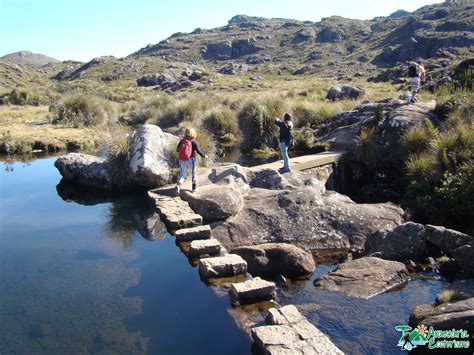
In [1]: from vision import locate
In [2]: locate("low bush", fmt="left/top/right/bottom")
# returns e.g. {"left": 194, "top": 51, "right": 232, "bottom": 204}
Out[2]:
{"left": 292, "top": 101, "right": 340, "bottom": 128}
{"left": 202, "top": 107, "right": 239, "bottom": 143}
{"left": 237, "top": 98, "right": 285, "bottom": 153}
{"left": 353, "top": 127, "right": 380, "bottom": 170}
{"left": 51, "top": 94, "right": 117, "bottom": 127}
{"left": 157, "top": 99, "right": 204, "bottom": 129}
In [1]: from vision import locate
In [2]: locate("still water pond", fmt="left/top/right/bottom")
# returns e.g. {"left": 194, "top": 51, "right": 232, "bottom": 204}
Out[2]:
{"left": 0, "top": 157, "right": 449, "bottom": 354}
{"left": 0, "top": 157, "right": 249, "bottom": 354}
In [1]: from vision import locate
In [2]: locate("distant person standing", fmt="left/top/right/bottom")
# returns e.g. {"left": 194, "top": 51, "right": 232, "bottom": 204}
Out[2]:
{"left": 408, "top": 60, "right": 426, "bottom": 103}
{"left": 275, "top": 113, "right": 293, "bottom": 173}
{"left": 175, "top": 128, "right": 206, "bottom": 194}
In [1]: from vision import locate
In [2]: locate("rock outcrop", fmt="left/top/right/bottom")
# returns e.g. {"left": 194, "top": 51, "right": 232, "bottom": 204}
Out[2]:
{"left": 54, "top": 153, "right": 116, "bottom": 190}
{"left": 326, "top": 85, "right": 365, "bottom": 101}
{"left": 314, "top": 256, "right": 409, "bottom": 298}
{"left": 425, "top": 225, "right": 473, "bottom": 256}
{"left": 212, "top": 170, "right": 404, "bottom": 251}
{"left": 231, "top": 243, "right": 315, "bottom": 279}
{"left": 128, "top": 124, "right": 179, "bottom": 189}
{"left": 181, "top": 185, "right": 243, "bottom": 221}
{"left": 409, "top": 298, "right": 474, "bottom": 333}
{"left": 365, "top": 222, "right": 427, "bottom": 261}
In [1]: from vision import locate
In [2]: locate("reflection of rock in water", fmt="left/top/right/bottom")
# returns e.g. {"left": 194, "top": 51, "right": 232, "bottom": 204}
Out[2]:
{"left": 56, "top": 179, "right": 116, "bottom": 206}
{"left": 56, "top": 179, "right": 165, "bottom": 246}
{"left": 133, "top": 210, "right": 166, "bottom": 241}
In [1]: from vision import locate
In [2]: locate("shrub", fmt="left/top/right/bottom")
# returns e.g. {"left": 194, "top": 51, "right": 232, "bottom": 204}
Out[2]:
{"left": 127, "top": 95, "right": 173, "bottom": 125}
{"left": 157, "top": 99, "right": 203, "bottom": 129}
{"left": 402, "top": 124, "right": 436, "bottom": 156}
{"left": 51, "top": 94, "right": 117, "bottom": 127}
{"left": 432, "top": 121, "right": 474, "bottom": 173}
{"left": 292, "top": 101, "right": 340, "bottom": 128}
{"left": 202, "top": 107, "right": 239, "bottom": 143}
{"left": 97, "top": 123, "right": 133, "bottom": 190}
{"left": 405, "top": 153, "right": 436, "bottom": 181}
{"left": 402, "top": 164, "right": 474, "bottom": 230}
{"left": 353, "top": 127, "right": 380, "bottom": 170}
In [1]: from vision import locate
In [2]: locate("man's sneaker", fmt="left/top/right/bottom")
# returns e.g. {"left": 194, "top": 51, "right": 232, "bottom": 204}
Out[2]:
{"left": 175, "top": 184, "right": 180, "bottom": 195}
{"left": 192, "top": 183, "right": 197, "bottom": 193}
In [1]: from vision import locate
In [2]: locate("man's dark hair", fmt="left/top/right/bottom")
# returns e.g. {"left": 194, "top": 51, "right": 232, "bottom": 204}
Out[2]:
{"left": 284, "top": 113, "right": 292, "bottom": 121}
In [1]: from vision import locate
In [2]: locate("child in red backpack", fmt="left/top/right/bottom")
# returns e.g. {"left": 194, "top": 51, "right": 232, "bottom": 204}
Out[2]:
{"left": 176, "top": 128, "right": 206, "bottom": 194}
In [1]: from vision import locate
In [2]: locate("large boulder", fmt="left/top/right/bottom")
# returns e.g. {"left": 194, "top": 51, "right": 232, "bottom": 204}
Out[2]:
{"left": 314, "top": 256, "right": 409, "bottom": 298}
{"left": 54, "top": 153, "right": 115, "bottom": 190}
{"left": 292, "top": 27, "right": 316, "bottom": 44}
{"left": 128, "top": 124, "right": 179, "bottom": 189}
{"left": 425, "top": 225, "right": 473, "bottom": 256}
{"left": 326, "top": 85, "right": 365, "bottom": 102}
{"left": 231, "top": 38, "right": 261, "bottom": 57}
{"left": 231, "top": 243, "right": 315, "bottom": 279}
{"left": 211, "top": 172, "right": 404, "bottom": 251}
{"left": 203, "top": 41, "right": 232, "bottom": 60}
{"left": 376, "top": 100, "right": 437, "bottom": 150}
{"left": 453, "top": 244, "right": 474, "bottom": 278}
{"left": 409, "top": 298, "right": 474, "bottom": 333}
{"left": 317, "top": 26, "right": 345, "bottom": 43}
{"left": 364, "top": 222, "right": 427, "bottom": 261}
{"left": 181, "top": 185, "right": 243, "bottom": 221}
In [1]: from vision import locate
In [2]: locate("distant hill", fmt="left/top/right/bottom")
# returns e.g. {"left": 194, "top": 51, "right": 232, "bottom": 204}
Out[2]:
{"left": 1, "top": 51, "right": 60, "bottom": 68}
{"left": 8, "top": 2, "right": 471, "bottom": 90}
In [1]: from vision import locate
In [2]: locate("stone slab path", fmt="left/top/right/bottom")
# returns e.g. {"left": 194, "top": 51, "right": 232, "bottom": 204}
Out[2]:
{"left": 148, "top": 174, "right": 344, "bottom": 354}
{"left": 252, "top": 305, "right": 344, "bottom": 354}
{"left": 148, "top": 191, "right": 202, "bottom": 229}
{"left": 249, "top": 150, "right": 344, "bottom": 173}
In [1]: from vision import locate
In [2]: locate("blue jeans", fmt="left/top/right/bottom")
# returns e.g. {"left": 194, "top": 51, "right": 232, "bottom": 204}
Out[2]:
{"left": 279, "top": 142, "right": 290, "bottom": 169}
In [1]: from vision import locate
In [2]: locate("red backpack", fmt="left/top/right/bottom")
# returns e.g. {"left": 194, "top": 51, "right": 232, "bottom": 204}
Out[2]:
{"left": 178, "top": 139, "right": 193, "bottom": 160}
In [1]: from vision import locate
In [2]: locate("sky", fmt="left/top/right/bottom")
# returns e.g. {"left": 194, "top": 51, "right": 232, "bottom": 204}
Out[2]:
{"left": 0, "top": 0, "right": 444, "bottom": 62}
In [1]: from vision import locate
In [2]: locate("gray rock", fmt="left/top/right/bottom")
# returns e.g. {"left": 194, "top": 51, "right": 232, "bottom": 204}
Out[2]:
{"left": 231, "top": 243, "right": 315, "bottom": 279}
{"left": 314, "top": 256, "right": 409, "bottom": 298}
{"left": 188, "top": 238, "right": 222, "bottom": 257}
{"left": 453, "top": 244, "right": 474, "bottom": 277}
{"left": 252, "top": 305, "right": 344, "bottom": 354}
{"left": 203, "top": 41, "right": 232, "bottom": 60}
{"left": 219, "top": 63, "right": 249, "bottom": 75}
{"left": 231, "top": 38, "right": 261, "bottom": 58}
{"left": 229, "top": 277, "right": 276, "bottom": 305}
{"left": 174, "top": 225, "right": 211, "bottom": 242}
{"left": 364, "top": 222, "right": 427, "bottom": 261}
{"left": 128, "top": 124, "right": 179, "bottom": 189}
{"left": 292, "top": 27, "right": 316, "bottom": 44}
{"left": 317, "top": 26, "right": 345, "bottom": 42}
{"left": 199, "top": 254, "right": 247, "bottom": 279}
{"left": 212, "top": 182, "right": 404, "bottom": 252}
{"left": 409, "top": 298, "right": 474, "bottom": 333}
{"left": 326, "top": 85, "right": 365, "bottom": 101}
{"left": 54, "top": 153, "right": 115, "bottom": 190}
{"left": 376, "top": 100, "right": 437, "bottom": 150}
{"left": 181, "top": 185, "right": 243, "bottom": 221}
{"left": 425, "top": 224, "right": 472, "bottom": 255}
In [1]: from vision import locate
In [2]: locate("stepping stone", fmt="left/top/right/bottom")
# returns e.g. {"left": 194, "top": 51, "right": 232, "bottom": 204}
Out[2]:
{"left": 199, "top": 254, "right": 247, "bottom": 279}
{"left": 188, "top": 238, "right": 222, "bottom": 257}
{"left": 252, "top": 305, "right": 344, "bottom": 354}
{"left": 229, "top": 277, "right": 276, "bottom": 306}
{"left": 175, "top": 225, "right": 212, "bottom": 242}
{"left": 148, "top": 192, "right": 202, "bottom": 229}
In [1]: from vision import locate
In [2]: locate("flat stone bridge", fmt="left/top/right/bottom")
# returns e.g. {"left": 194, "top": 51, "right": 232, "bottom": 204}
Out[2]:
{"left": 249, "top": 150, "right": 344, "bottom": 172}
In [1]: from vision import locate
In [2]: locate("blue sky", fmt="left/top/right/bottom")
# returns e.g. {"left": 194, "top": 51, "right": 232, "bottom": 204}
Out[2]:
{"left": 0, "top": 0, "right": 443, "bottom": 62}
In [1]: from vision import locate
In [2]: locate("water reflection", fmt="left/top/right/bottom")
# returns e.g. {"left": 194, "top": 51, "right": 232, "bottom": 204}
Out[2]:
{"left": 56, "top": 179, "right": 166, "bottom": 248}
